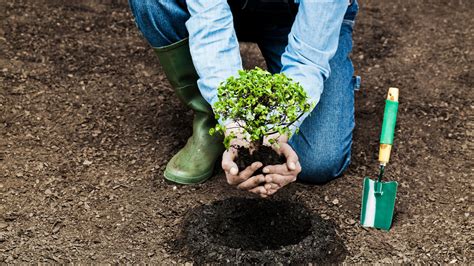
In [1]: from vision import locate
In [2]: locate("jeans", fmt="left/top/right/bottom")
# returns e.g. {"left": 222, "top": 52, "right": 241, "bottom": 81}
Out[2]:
{"left": 129, "top": 0, "right": 359, "bottom": 184}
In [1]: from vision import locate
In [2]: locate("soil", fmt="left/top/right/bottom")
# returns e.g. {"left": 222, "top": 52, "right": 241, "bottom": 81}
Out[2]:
{"left": 0, "top": 0, "right": 472, "bottom": 264}
{"left": 174, "top": 197, "right": 346, "bottom": 264}
{"left": 235, "top": 145, "right": 285, "bottom": 175}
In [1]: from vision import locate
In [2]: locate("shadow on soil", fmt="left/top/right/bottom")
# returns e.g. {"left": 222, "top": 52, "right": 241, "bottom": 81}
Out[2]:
{"left": 171, "top": 198, "right": 347, "bottom": 264}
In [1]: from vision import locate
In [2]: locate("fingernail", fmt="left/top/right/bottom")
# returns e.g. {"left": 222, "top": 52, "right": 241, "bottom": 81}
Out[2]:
{"left": 288, "top": 162, "right": 296, "bottom": 170}
{"left": 230, "top": 167, "right": 238, "bottom": 175}
{"left": 263, "top": 168, "right": 269, "bottom": 173}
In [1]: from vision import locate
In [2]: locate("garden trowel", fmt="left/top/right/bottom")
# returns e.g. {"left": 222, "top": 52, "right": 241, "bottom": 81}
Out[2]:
{"left": 360, "top": 87, "right": 399, "bottom": 231}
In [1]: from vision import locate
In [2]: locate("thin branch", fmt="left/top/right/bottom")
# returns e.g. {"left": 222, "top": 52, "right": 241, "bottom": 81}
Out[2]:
{"left": 265, "top": 111, "right": 305, "bottom": 134}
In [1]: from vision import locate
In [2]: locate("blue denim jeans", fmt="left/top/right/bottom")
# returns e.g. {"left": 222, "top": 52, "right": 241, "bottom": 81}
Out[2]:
{"left": 129, "top": 0, "right": 359, "bottom": 184}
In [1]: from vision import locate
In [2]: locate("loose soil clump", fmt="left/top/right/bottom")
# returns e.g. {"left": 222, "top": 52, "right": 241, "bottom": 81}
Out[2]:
{"left": 235, "top": 145, "right": 285, "bottom": 175}
{"left": 175, "top": 197, "right": 347, "bottom": 264}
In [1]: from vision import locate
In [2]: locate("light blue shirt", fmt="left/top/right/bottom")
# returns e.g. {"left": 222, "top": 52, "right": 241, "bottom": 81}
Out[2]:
{"left": 185, "top": 0, "right": 348, "bottom": 133}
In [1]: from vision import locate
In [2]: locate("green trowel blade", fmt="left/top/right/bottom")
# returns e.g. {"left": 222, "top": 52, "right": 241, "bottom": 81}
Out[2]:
{"left": 360, "top": 177, "right": 398, "bottom": 231}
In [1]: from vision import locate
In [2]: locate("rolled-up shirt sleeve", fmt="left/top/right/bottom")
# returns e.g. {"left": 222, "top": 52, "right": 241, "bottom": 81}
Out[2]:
{"left": 281, "top": 0, "right": 348, "bottom": 134}
{"left": 185, "top": 0, "right": 243, "bottom": 113}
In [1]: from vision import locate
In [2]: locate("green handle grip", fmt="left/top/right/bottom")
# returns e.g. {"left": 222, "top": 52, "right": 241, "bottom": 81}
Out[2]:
{"left": 380, "top": 100, "right": 399, "bottom": 145}
{"left": 378, "top": 87, "right": 399, "bottom": 165}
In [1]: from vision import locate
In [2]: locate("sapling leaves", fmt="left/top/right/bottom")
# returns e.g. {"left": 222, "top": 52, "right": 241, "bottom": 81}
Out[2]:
{"left": 212, "top": 67, "right": 312, "bottom": 149}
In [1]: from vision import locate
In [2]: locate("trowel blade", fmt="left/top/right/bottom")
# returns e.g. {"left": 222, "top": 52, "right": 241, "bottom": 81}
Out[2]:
{"left": 360, "top": 177, "right": 398, "bottom": 230}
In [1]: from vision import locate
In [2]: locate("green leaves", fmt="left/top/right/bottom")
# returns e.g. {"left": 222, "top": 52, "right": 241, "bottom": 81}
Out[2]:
{"left": 211, "top": 67, "right": 312, "bottom": 148}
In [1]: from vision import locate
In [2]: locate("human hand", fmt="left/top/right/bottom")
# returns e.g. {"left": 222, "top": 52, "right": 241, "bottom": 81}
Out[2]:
{"left": 221, "top": 122, "right": 269, "bottom": 197}
{"left": 261, "top": 137, "right": 301, "bottom": 196}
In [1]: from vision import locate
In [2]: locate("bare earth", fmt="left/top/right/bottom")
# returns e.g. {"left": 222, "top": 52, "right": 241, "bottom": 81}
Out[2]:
{"left": 0, "top": 0, "right": 473, "bottom": 263}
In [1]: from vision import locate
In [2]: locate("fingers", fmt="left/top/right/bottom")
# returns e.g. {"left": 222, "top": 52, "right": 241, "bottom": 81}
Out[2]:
{"left": 237, "top": 174, "right": 265, "bottom": 190}
{"left": 249, "top": 186, "right": 268, "bottom": 197}
{"left": 225, "top": 161, "right": 262, "bottom": 186}
{"left": 264, "top": 183, "right": 272, "bottom": 191}
{"left": 241, "top": 173, "right": 294, "bottom": 197}
{"left": 279, "top": 142, "right": 299, "bottom": 171}
{"left": 222, "top": 140, "right": 299, "bottom": 198}
{"left": 222, "top": 149, "right": 238, "bottom": 175}
{"left": 265, "top": 183, "right": 279, "bottom": 195}
{"left": 262, "top": 161, "right": 301, "bottom": 175}
{"left": 265, "top": 174, "right": 297, "bottom": 188}
{"left": 262, "top": 144, "right": 300, "bottom": 175}
{"left": 262, "top": 164, "right": 288, "bottom": 175}
{"left": 239, "top": 162, "right": 262, "bottom": 180}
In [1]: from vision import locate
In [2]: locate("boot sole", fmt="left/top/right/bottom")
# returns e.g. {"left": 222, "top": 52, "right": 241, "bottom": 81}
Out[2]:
{"left": 164, "top": 166, "right": 214, "bottom": 185}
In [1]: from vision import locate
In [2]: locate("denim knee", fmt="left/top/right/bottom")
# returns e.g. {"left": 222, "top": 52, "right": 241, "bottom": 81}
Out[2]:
{"left": 128, "top": 0, "right": 188, "bottom": 47}
{"left": 297, "top": 146, "right": 351, "bottom": 184}
{"left": 129, "top": 0, "right": 158, "bottom": 27}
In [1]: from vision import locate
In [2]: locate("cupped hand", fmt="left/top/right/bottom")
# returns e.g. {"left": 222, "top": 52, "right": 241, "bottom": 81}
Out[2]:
{"left": 221, "top": 121, "right": 269, "bottom": 197}
{"left": 261, "top": 141, "right": 301, "bottom": 195}
{"left": 221, "top": 148, "right": 269, "bottom": 197}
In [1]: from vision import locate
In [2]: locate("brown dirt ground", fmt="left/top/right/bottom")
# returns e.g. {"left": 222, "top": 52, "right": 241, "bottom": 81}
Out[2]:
{"left": 0, "top": 0, "right": 473, "bottom": 263}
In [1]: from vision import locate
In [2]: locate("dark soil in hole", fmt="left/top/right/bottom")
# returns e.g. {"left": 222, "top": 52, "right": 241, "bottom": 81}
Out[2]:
{"left": 210, "top": 198, "right": 312, "bottom": 251}
{"left": 173, "top": 197, "right": 347, "bottom": 264}
{"left": 235, "top": 145, "right": 285, "bottom": 175}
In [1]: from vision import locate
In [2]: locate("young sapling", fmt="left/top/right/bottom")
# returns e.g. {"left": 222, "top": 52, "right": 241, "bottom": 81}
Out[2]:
{"left": 210, "top": 67, "right": 313, "bottom": 173}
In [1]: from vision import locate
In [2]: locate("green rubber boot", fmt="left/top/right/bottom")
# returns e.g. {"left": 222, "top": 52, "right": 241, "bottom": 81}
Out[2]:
{"left": 154, "top": 38, "right": 224, "bottom": 185}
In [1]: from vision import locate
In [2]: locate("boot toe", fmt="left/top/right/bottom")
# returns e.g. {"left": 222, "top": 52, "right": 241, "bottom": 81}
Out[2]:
{"left": 163, "top": 149, "right": 218, "bottom": 185}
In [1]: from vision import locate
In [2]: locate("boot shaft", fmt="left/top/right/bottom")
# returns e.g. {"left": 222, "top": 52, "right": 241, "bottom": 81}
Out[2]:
{"left": 154, "top": 38, "right": 212, "bottom": 114}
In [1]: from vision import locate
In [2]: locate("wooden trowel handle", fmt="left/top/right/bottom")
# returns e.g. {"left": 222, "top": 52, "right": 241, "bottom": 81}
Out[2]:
{"left": 379, "top": 88, "right": 399, "bottom": 165}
